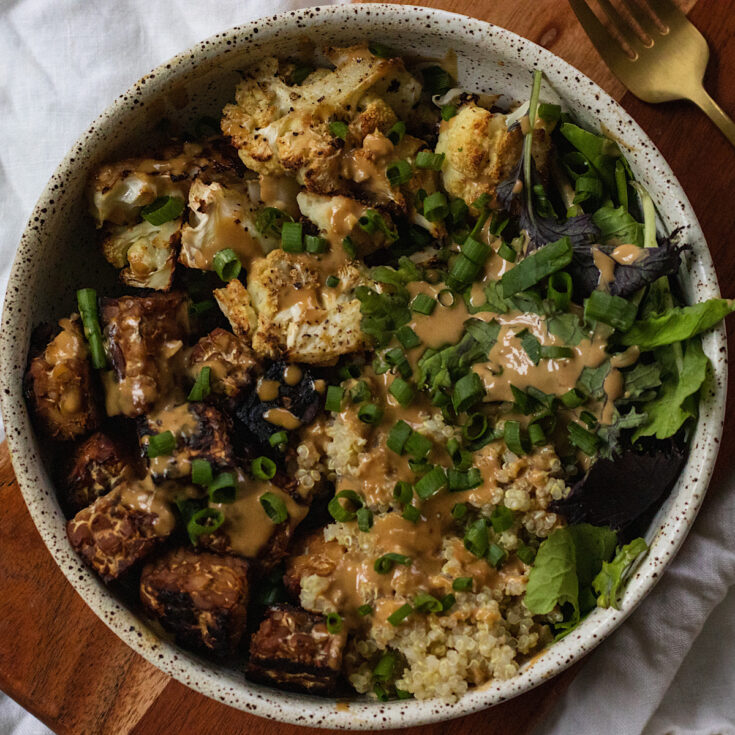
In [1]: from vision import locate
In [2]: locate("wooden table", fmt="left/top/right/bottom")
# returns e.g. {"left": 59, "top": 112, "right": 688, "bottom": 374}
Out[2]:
{"left": 2, "top": 1, "right": 735, "bottom": 733}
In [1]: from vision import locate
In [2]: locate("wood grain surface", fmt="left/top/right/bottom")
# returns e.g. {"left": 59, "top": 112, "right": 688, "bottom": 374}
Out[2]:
{"left": 2, "top": 0, "right": 735, "bottom": 732}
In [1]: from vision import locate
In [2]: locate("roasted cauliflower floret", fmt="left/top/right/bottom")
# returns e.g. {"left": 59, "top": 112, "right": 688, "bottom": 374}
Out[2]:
{"left": 213, "top": 279, "right": 258, "bottom": 341}
{"left": 90, "top": 140, "right": 244, "bottom": 227}
{"left": 101, "top": 218, "right": 181, "bottom": 291}
{"left": 435, "top": 102, "right": 552, "bottom": 209}
{"left": 179, "top": 180, "right": 279, "bottom": 271}
{"left": 186, "top": 328, "right": 258, "bottom": 399}
{"left": 221, "top": 45, "right": 421, "bottom": 195}
{"left": 140, "top": 548, "right": 250, "bottom": 657}
{"left": 296, "top": 191, "right": 396, "bottom": 257}
{"left": 26, "top": 316, "right": 100, "bottom": 441}
{"left": 247, "top": 249, "right": 367, "bottom": 364}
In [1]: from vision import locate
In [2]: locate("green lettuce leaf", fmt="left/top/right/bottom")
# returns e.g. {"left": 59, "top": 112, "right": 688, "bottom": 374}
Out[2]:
{"left": 633, "top": 339, "right": 708, "bottom": 440}
{"left": 592, "top": 205, "right": 644, "bottom": 248}
{"left": 525, "top": 524, "right": 618, "bottom": 626}
{"left": 621, "top": 299, "right": 735, "bottom": 348}
{"left": 593, "top": 537, "right": 648, "bottom": 609}
{"left": 622, "top": 361, "right": 662, "bottom": 400}
{"left": 576, "top": 360, "right": 611, "bottom": 400}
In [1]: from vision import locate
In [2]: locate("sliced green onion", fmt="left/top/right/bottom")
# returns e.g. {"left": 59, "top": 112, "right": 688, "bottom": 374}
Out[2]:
{"left": 387, "top": 121, "right": 406, "bottom": 144}
{"left": 405, "top": 431, "right": 432, "bottom": 460}
{"left": 528, "top": 422, "right": 546, "bottom": 446}
{"left": 541, "top": 345, "right": 574, "bottom": 360}
{"left": 328, "top": 489, "right": 364, "bottom": 522}
{"left": 580, "top": 410, "right": 598, "bottom": 427}
{"left": 387, "top": 160, "right": 412, "bottom": 187}
{"left": 464, "top": 518, "right": 489, "bottom": 558}
{"left": 463, "top": 413, "right": 489, "bottom": 442}
{"left": 326, "top": 612, "right": 343, "bottom": 634}
{"left": 537, "top": 102, "right": 561, "bottom": 122}
{"left": 453, "top": 576, "right": 473, "bottom": 592}
{"left": 511, "top": 385, "right": 535, "bottom": 414}
{"left": 339, "top": 363, "right": 360, "bottom": 380}
{"left": 547, "top": 272, "right": 573, "bottom": 310}
{"left": 584, "top": 290, "right": 638, "bottom": 332}
{"left": 413, "top": 593, "right": 442, "bottom": 613}
{"left": 517, "top": 543, "right": 537, "bottom": 564}
{"left": 441, "top": 593, "right": 456, "bottom": 611}
{"left": 191, "top": 458, "right": 213, "bottom": 487}
{"left": 358, "top": 402, "right": 384, "bottom": 424}
{"left": 487, "top": 543, "right": 507, "bottom": 567}
{"left": 500, "top": 236, "right": 573, "bottom": 297}
{"left": 208, "top": 472, "right": 236, "bottom": 504}
{"left": 147, "top": 430, "right": 176, "bottom": 458}
{"left": 498, "top": 241, "right": 517, "bottom": 263}
{"left": 251, "top": 456, "right": 276, "bottom": 481}
{"left": 423, "top": 191, "right": 449, "bottom": 222}
{"left": 441, "top": 104, "right": 457, "bottom": 121}
{"left": 374, "top": 553, "right": 412, "bottom": 574}
{"left": 281, "top": 221, "right": 304, "bottom": 253}
{"left": 395, "top": 325, "right": 421, "bottom": 350}
{"left": 374, "top": 683, "right": 389, "bottom": 702}
{"left": 387, "top": 603, "right": 413, "bottom": 626}
{"left": 373, "top": 652, "right": 397, "bottom": 681}
{"left": 447, "top": 254, "right": 481, "bottom": 289}
{"left": 356, "top": 507, "right": 374, "bottom": 532}
{"left": 189, "top": 299, "right": 215, "bottom": 317}
{"left": 415, "top": 151, "right": 445, "bottom": 170}
{"left": 140, "top": 195, "right": 185, "bottom": 225}
{"left": 438, "top": 289, "right": 455, "bottom": 307}
{"left": 449, "top": 198, "right": 468, "bottom": 226}
{"left": 305, "top": 234, "right": 328, "bottom": 253}
{"left": 568, "top": 421, "right": 600, "bottom": 455}
{"left": 350, "top": 380, "right": 371, "bottom": 403}
{"left": 393, "top": 480, "right": 413, "bottom": 505}
{"left": 269, "top": 430, "right": 289, "bottom": 449}
{"left": 452, "top": 372, "right": 484, "bottom": 413}
{"left": 414, "top": 466, "right": 447, "bottom": 500}
{"left": 76, "top": 288, "right": 107, "bottom": 369}
{"left": 188, "top": 366, "right": 211, "bottom": 401}
{"left": 387, "top": 421, "right": 413, "bottom": 455}
{"left": 326, "top": 275, "right": 340, "bottom": 288}
{"left": 213, "top": 248, "right": 242, "bottom": 282}
{"left": 358, "top": 604, "right": 373, "bottom": 616}
{"left": 447, "top": 467, "right": 482, "bottom": 492}
{"left": 260, "top": 491, "right": 288, "bottom": 523}
{"left": 461, "top": 236, "right": 491, "bottom": 265}
{"left": 402, "top": 504, "right": 420, "bottom": 523}
{"left": 342, "top": 236, "right": 357, "bottom": 259}
{"left": 255, "top": 207, "right": 293, "bottom": 237}
{"left": 451, "top": 502, "right": 468, "bottom": 520}
{"left": 187, "top": 507, "right": 224, "bottom": 543}
{"left": 329, "top": 120, "right": 349, "bottom": 140}
{"left": 389, "top": 378, "right": 415, "bottom": 407}
{"left": 490, "top": 504, "right": 514, "bottom": 533}
{"left": 368, "top": 41, "right": 392, "bottom": 58}
{"left": 422, "top": 65, "right": 452, "bottom": 96}
{"left": 561, "top": 388, "right": 586, "bottom": 408}
{"left": 325, "top": 385, "right": 344, "bottom": 412}
{"left": 615, "top": 159, "right": 629, "bottom": 211}
{"left": 503, "top": 420, "right": 528, "bottom": 456}
{"left": 411, "top": 293, "right": 436, "bottom": 315}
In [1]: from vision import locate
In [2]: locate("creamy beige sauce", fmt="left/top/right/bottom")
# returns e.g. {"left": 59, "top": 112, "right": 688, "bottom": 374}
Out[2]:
{"left": 264, "top": 407, "right": 302, "bottom": 430}
{"left": 283, "top": 364, "right": 303, "bottom": 386}
{"left": 611, "top": 243, "right": 647, "bottom": 265}
{"left": 342, "top": 132, "right": 395, "bottom": 201}
{"left": 257, "top": 378, "right": 281, "bottom": 402}
{"left": 144, "top": 403, "right": 198, "bottom": 477}
{"left": 118, "top": 475, "right": 178, "bottom": 535}
{"left": 211, "top": 471, "right": 307, "bottom": 558}
{"left": 610, "top": 345, "right": 640, "bottom": 369}
{"left": 326, "top": 197, "right": 367, "bottom": 247}
{"left": 259, "top": 174, "right": 302, "bottom": 219}
{"left": 602, "top": 367, "right": 624, "bottom": 425}
{"left": 592, "top": 247, "right": 616, "bottom": 287}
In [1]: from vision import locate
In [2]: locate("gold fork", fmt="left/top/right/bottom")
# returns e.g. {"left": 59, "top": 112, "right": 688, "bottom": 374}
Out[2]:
{"left": 568, "top": 0, "right": 735, "bottom": 146}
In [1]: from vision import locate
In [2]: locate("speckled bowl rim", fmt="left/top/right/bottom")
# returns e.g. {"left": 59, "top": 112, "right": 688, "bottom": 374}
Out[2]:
{"left": 0, "top": 4, "right": 727, "bottom": 729}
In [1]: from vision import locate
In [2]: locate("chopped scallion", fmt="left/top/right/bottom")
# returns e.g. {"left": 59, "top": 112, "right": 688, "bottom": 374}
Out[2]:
{"left": 252, "top": 456, "right": 277, "bottom": 480}
{"left": 387, "top": 160, "right": 412, "bottom": 187}
{"left": 329, "top": 120, "right": 349, "bottom": 140}
{"left": 415, "top": 151, "right": 445, "bottom": 170}
{"left": 260, "top": 491, "right": 288, "bottom": 523}
{"left": 374, "top": 553, "right": 412, "bottom": 574}
{"left": 452, "top": 576, "right": 473, "bottom": 592}
{"left": 358, "top": 402, "right": 384, "bottom": 424}
{"left": 188, "top": 366, "right": 211, "bottom": 401}
{"left": 389, "top": 378, "right": 415, "bottom": 407}
{"left": 387, "top": 121, "right": 406, "bottom": 144}
{"left": 140, "top": 195, "right": 185, "bottom": 225}
{"left": 326, "top": 612, "right": 343, "bottom": 634}
{"left": 414, "top": 466, "right": 447, "bottom": 500}
{"left": 213, "top": 248, "right": 242, "bottom": 282}
{"left": 328, "top": 489, "right": 364, "bottom": 522}
{"left": 325, "top": 385, "right": 344, "bottom": 412}
{"left": 147, "top": 430, "right": 176, "bottom": 458}
{"left": 411, "top": 293, "right": 436, "bottom": 315}
{"left": 387, "top": 603, "right": 413, "bottom": 626}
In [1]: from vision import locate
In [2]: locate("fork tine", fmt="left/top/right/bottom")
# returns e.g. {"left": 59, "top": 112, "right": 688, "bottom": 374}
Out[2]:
{"left": 595, "top": 0, "right": 647, "bottom": 54}
{"left": 642, "top": 0, "right": 690, "bottom": 30}
{"left": 568, "top": 0, "right": 633, "bottom": 66}
{"left": 618, "top": 0, "right": 660, "bottom": 40}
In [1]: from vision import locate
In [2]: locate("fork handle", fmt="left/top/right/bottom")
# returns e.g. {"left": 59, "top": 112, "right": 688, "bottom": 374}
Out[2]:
{"left": 688, "top": 87, "right": 735, "bottom": 148}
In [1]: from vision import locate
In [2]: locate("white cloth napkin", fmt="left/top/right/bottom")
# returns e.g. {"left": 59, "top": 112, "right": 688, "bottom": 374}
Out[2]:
{"left": 0, "top": 3, "right": 733, "bottom": 734}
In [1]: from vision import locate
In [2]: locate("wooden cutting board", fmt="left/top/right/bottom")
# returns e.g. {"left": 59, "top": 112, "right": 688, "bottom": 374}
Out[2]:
{"left": 2, "top": 0, "right": 735, "bottom": 733}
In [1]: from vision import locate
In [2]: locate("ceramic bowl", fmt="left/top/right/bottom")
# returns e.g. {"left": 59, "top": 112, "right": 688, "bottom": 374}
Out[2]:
{"left": 0, "top": 4, "right": 727, "bottom": 729}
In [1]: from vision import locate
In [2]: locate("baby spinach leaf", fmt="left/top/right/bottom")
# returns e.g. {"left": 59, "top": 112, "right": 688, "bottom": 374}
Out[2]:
{"left": 593, "top": 537, "right": 648, "bottom": 609}
{"left": 633, "top": 339, "right": 708, "bottom": 440}
{"left": 592, "top": 205, "right": 644, "bottom": 248}
{"left": 577, "top": 361, "right": 611, "bottom": 400}
{"left": 621, "top": 299, "right": 735, "bottom": 348}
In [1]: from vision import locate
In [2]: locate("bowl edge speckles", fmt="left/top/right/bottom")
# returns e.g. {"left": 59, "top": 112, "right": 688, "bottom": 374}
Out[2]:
{"left": 0, "top": 4, "right": 727, "bottom": 729}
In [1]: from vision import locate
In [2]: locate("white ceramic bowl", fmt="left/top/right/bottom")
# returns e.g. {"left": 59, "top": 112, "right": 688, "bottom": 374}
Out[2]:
{"left": 0, "top": 4, "right": 727, "bottom": 729}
